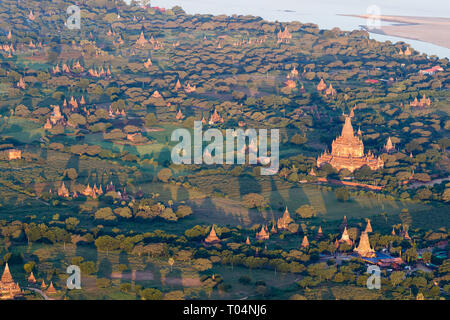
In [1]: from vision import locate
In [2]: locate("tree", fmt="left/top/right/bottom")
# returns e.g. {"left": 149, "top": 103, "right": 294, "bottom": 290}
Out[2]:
{"left": 145, "top": 113, "right": 158, "bottom": 127}
{"left": 65, "top": 217, "right": 79, "bottom": 230}
{"left": 157, "top": 168, "right": 172, "bottom": 182}
{"left": 442, "top": 188, "right": 450, "bottom": 202}
{"left": 95, "top": 235, "right": 120, "bottom": 255}
{"left": 335, "top": 187, "right": 350, "bottom": 201}
{"left": 140, "top": 288, "right": 163, "bottom": 300}
{"left": 290, "top": 134, "right": 307, "bottom": 145}
{"left": 65, "top": 168, "right": 78, "bottom": 180}
{"left": 175, "top": 205, "right": 192, "bottom": 218}
{"left": 296, "top": 205, "right": 316, "bottom": 218}
{"left": 95, "top": 207, "right": 117, "bottom": 221}
{"left": 390, "top": 271, "right": 405, "bottom": 287}
{"left": 422, "top": 251, "right": 432, "bottom": 264}
{"left": 114, "top": 207, "right": 132, "bottom": 219}
{"left": 242, "top": 193, "right": 267, "bottom": 210}
{"left": 24, "top": 261, "right": 36, "bottom": 274}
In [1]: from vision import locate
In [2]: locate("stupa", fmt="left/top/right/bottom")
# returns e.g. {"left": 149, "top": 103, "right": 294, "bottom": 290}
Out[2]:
{"left": 256, "top": 225, "right": 270, "bottom": 240}
{"left": 354, "top": 231, "right": 376, "bottom": 258}
{"left": 301, "top": 235, "right": 309, "bottom": 248}
{"left": 204, "top": 225, "right": 220, "bottom": 244}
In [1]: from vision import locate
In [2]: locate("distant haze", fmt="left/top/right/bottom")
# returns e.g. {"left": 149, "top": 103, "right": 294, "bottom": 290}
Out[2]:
{"left": 128, "top": 0, "right": 450, "bottom": 57}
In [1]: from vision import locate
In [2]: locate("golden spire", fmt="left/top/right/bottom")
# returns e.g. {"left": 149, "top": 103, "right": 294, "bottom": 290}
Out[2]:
{"left": 354, "top": 231, "right": 376, "bottom": 257}
{"left": 1, "top": 263, "right": 13, "bottom": 283}
{"left": 301, "top": 235, "right": 309, "bottom": 248}
{"left": 365, "top": 219, "right": 372, "bottom": 233}
{"left": 205, "top": 225, "right": 220, "bottom": 243}
{"left": 341, "top": 116, "right": 355, "bottom": 139}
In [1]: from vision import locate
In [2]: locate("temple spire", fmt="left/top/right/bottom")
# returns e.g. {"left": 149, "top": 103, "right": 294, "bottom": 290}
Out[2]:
{"left": 341, "top": 116, "right": 354, "bottom": 138}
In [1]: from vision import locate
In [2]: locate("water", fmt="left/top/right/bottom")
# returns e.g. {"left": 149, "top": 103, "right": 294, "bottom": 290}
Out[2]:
{"left": 145, "top": 0, "right": 450, "bottom": 58}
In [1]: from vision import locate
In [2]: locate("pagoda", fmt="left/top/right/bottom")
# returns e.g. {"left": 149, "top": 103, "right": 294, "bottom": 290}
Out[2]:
{"left": 277, "top": 27, "right": 292, "bottom": 43}
{"left": 17, "top": 77, "right": 26, "bottom": 89}
{"left": 316, "top": 79, "right": 326, "bottom": 91}
{"left": 0, "top": 263, "right": 22, "bottom": 299}
{"left": 325, "top": 84, "right": 336, "bottom": 96}
{"left": 365, "top": 219, "right": 373, "bottom": 233}
{"left": 301, "top": 235, "right": 309, "bottom": 248}
{"left": 285, "top": 80, "right": 296, "bottom": 88}
{"left": 204, "top": 225, "right": 220, "bottom": 244}
{"left": 354, "top": 231, "right": 376, "bottom": 258}
{"left": 46, "top": 281, "right": 57, "bottom": 294}
{"left": 290, "top": 66, "right": 298, "bottom": 77}
{"left": 57, "top": 182, "right": 69, "bottom": 198}
{"left": 256, "top": 225, "right": 270, "bottom": 240}
{"left": 245, "top": 236, "right": 251, "bottom": 245}
{"left": 144, "top": 58, "right": 152, "bottom": 69}
{"left": 136, "top": 31, "right": 148, "bottom": 46}
{"left": 50, "top": 105, "right": 64, "bottom": 124}
{"left": 270, "top": 223, "right": 277, "bottom": 234}
{"left": 28, "top": 271, "right": 36, "bottom": 283}
{"left": 28, "top": 10, "right": 35, "bottom": 21}
{"left": 175, "top": 109, "right": 185, "bottom": 120}
{"left": 410, "top": 95, "right": 431, "bottom": 107}
{"left": 208, "top": 109, "right": 222, "bottom": 125}
{"left": 152, "top": 91, "right": 162, "bottom": 98}
{"left": 338, "top": 226, "right": 353, "bottom": 246}
{"left": 174, "top": 80, "right": 181, "bottom": 90}
{"left": 184, "top": 83, "right": 196, "bottom": 93}
{"left": 277, "top": 207, "right": 293, "bottom": 231}
{"left": 317, "top": 116, "right": 384, "bottom": 172}
{"left": 315, "top": 226, "right": 323, "bottom": 240}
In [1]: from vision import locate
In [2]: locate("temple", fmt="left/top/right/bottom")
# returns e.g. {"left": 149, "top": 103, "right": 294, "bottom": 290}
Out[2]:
{"left": 315, "top": 226, "right": 323, "bottom": 240}
{"left": 28, "top": 271, "right": 36, "bottom": 283}
{"left": 57, "top": 182, "right": 70, "bottom": 198}
{"left": 17, "top": 77, "right": 26, "bottom": 89}
{"left": 204, "top": 225, "right": 220, "bottom": 244}
{"left": 285, "top": 79, "right": 296, "bottom": 89}
{"left": 7, "top": 149, "right": 21, "bottom": 160}
{"left": 354, "top": 231, "right": 376, "bottom": 258}
{"left": 410, "top": 94, "right": 431, "bottom": 107}
{"left": 0, "top": 263, "right": 22, "bottom": 299}
{"left": 136, "top": 31, "right": 148, "bottom": 46}
{"left": 184, "top": 83, "right": 196, "bottom": 93}
{"left": 277, "top": 27, "right": 292, "bottom": 43}
{"left": 175, "top": 109, "right": 185, "bottom": 120}
{"left": 338, "top": 226, "right": 353, "bottom": 246}
{"left": 316, "top": 79, "right": 326, "bottom": 91}
{"left": 277, "top": 207, "right": 293, "bottom": 231}
{"left": 325, "top": 84, "right": 336, "bottom": 96}
{"left": 47, "top": 281, "right": 57, "bottom": 295}
{"left": 256, "top": 225, "right": 270, "bottom": 240}
{"left": 301, "top": 235, "right": 309, "bottom": 248}
{"left": 384, "top": 137, "right": 395, "bottom": 153}
{"left": 317, "top": 116, "right": 384, "bottom": 172}
{"left": 208, "top": 109, "right": 223, "bottom": 125}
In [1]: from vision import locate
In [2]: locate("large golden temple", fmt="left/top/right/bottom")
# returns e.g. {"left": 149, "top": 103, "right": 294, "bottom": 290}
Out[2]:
{"left": 317, "top": 116, "right": 384, "bottom": 172}
{"left": 0, "top": 263, "right": 22, "bottom": 299}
